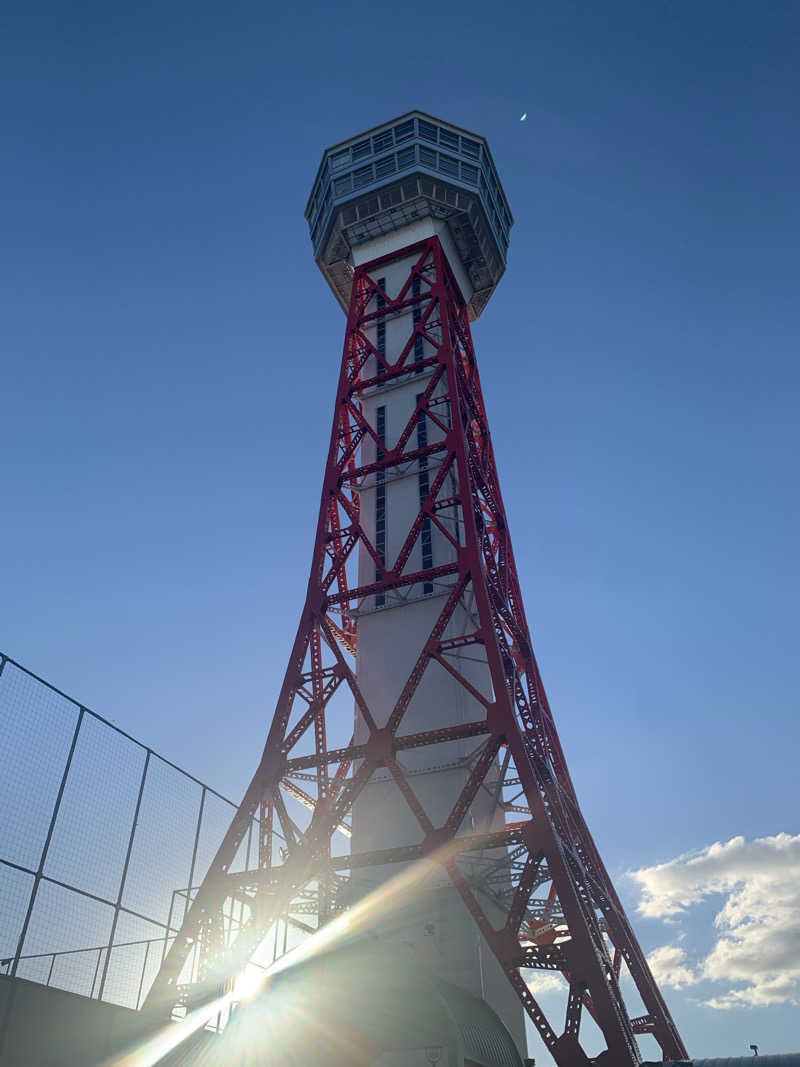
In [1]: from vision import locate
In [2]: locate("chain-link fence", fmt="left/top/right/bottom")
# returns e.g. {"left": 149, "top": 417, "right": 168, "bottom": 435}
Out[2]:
{"left": 0, "top": 653, "right": 259, "bottom": 1011}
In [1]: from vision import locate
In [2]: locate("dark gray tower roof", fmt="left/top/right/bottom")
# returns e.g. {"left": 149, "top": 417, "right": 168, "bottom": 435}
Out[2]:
{"left": 305, "top": 110, "right": 513, "bottom": 319}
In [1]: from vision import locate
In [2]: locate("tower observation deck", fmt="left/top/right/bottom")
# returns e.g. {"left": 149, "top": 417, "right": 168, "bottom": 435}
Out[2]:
{"left": 306, "top": 110, "right": 512, "bottom": 319}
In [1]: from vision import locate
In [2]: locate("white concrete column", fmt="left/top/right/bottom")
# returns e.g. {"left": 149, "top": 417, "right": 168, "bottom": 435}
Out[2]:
{"left": 348, "top": 227, "right": 528, "bottom": 1058}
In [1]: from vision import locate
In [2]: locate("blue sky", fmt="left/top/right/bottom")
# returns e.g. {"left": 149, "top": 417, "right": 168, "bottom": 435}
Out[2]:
{"left": 2, "top": 1, "right": 798, "bottom": 1059}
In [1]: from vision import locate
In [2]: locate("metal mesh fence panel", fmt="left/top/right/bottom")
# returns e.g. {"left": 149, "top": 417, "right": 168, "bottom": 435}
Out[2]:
{"left": 13, "top": 952, "right": 51, "bottom": 987}
{"left": 0, "top": 866, "right": 34, "bottom": 963}
{"left": 44, "top": 712, "right": 148, "bottom": 902}
{"left": 16, "top": 879, "right": 114, "bottom": 997}
{"left": 0, "top": 653, "right": 250, "bottom": 1012}
{"left": 0, "top": 663, "right": 79, "bottom": 870}
{"left": 191, "top": 791, "right": 238, "bottom": 897}
{"left": 49, "top": 947, "right": 106, "bottom": 1000}
{"left": 102, "top": 913, "right": 166, "bottom": 1009}
{"left": 122, "top": 755, "right": 202, "bottom": 927}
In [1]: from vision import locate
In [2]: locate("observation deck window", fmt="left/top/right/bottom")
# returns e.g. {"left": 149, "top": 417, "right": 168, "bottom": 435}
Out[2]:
{"left": 461, "top": 162, "right": 478, "bottom": 184}
{"left": 331, "top": 150, "right": 350, "bottom": 171}
{"left": 439, "top": 128, "right": 459, "bottom": 150}
{"left": 418, "top": 119, "right": 438, "bottom": 143}
{"left": 438, "top": 153, "right": 459, "bottom": 178}
{"left": 374, "top": 155, "right": 396, "bottom": 179}
{"left": 461, "top": 137, "right": 480, "bottom": 159}
{"left": 397, "top": 146, "right": 416, "bottom": 169}
{"left": 373, "top": 131, "right": 393, "bottom": 153}
{"left": 353, "top": 164, "right": 374, "bottom": 189}
{"left": 394, "top": 119, "right": 415, "bottom": 142}
{"left": 352, "top": 139, "right": 371, "bottom": 161}
{"left": 419, "top": 146, "right": 437, "bottom": 168}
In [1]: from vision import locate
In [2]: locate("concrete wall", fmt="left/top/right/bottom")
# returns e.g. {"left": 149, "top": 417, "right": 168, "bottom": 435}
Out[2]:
{"left": 0, "top": 976, "right": 220, "bottom": 1066}
{"left": 0, "top": 975, "right": 155, "bottom": 1066}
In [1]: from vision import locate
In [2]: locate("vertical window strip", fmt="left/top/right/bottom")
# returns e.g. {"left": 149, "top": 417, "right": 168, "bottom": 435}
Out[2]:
{"left": 416, "top": 395, "right": 433, "bottom": 594}
{"left": 376, "top": 277, "right": 386, "bottom": 383}
{"left": 412, "top": 276, "right": 424, "bottom": 371}
{"left": 375, "top": 404, "right": 387, "bottom": 606}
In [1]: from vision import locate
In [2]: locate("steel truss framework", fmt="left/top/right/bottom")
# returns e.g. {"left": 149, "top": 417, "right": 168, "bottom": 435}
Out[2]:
{"left": 146, "top": 237, "right": 687, "bottom": 1067}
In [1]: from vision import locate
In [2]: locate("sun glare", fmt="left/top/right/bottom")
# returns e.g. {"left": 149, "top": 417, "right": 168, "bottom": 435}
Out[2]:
{"left": 104, "top": 837, "right": 466, "bottom": 1066}
{"left": 233, "top": 965, "right": 267, "bottom": 1002}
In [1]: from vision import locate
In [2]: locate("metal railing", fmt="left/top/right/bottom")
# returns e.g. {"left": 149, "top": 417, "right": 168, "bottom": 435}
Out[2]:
{"left": 1, "top": 935, "right": 170, "bottom": 1011}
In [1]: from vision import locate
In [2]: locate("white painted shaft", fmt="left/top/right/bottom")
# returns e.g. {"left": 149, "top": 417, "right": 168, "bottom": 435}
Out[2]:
{"left": 349, "top": 223, "right": 527, "bottom": 1057}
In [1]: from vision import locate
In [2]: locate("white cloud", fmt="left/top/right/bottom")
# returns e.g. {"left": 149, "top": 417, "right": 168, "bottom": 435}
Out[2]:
{"left": 646, "top": 944, "right": 699, "bottom": 990}
{"left": 526, "top": 971, "right": 567, "bottom": 997}
{"left": 630, "top": 833, "right": 800, "bottom": 1009}
{"left": 705, "top": 975, "right": 799, "bottom": 1011}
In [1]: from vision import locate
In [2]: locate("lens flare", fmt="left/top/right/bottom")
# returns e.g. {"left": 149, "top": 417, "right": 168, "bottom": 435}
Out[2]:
{"left": 102, "top": 989, "right": 233, "bottom": 1067}
{"left": 232, "top": 963, "right": 267, "bottom": 1002}
{"left": 104, "top": 836, "right": 466, "bottom": 1066}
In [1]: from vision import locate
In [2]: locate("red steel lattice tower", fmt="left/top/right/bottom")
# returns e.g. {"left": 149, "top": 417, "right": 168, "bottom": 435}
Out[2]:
{"left": 146, "top": 112, "right": 687, "bottom": 1067}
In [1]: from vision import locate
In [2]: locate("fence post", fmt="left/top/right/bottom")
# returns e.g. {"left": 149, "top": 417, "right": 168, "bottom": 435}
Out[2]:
{"left": 97, "top": 748, "right": 150, "bottom": 1001}
{"left": 136, "top": 940, "right": 150, "bottom": 1010}
{"left": 161, "top": 889, "right": 177, "bottom": 966}
{"left": 90, "top": 947, "right": 103, "bottom": 998}
{"left": 185, "top": 786, "right": 206, "bottom": 927}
